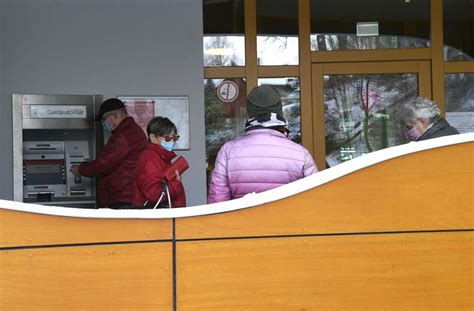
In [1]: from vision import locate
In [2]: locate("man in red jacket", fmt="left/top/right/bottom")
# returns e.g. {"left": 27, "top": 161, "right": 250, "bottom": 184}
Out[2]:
{"left": 71, "top": 98, "right": 147, "bottom": 209}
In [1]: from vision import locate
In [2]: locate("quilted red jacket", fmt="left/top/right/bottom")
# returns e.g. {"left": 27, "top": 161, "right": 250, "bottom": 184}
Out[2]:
{"left": 79, "top": 117, "right": 147, "bottom": 207}
{"left": 132, "top": 143, "right": 186, "bottom": 208}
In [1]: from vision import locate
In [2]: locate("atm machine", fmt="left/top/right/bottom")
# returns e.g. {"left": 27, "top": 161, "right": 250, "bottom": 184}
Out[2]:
{"left": 12, "top": 94, "right": 102, "bottom": 208}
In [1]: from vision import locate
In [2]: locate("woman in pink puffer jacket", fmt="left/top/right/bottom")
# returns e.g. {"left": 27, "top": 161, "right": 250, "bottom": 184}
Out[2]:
{"left": 208, "top": 86, "right": 318, "bottom": 204}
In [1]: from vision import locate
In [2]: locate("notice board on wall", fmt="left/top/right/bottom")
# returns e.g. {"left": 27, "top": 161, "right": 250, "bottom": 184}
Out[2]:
{"left": 119, "top": 96, "right": 190, "bottom": 150}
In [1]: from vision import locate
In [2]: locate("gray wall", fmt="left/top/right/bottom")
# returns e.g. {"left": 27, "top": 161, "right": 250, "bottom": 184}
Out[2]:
{"left": 0, "top": 4, "right": 7, "bottom": 198}
{"left": 0, "top": 0, "right": 207, "bottom": 206}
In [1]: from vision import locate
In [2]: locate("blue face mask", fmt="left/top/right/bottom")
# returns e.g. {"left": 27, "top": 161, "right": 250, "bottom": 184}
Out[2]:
{"left": 160, "top": 140, "right": 175, "bottom": 152}
{"left": 102, "top": 120, "right": 113, "bottom": 132}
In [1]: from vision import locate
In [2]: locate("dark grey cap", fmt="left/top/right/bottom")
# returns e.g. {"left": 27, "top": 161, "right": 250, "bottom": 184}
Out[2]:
{"left": 247, "top": 86, "right": 283, "bottom": 118}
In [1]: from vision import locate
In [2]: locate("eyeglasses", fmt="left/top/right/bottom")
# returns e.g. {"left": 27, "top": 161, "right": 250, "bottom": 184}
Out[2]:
{"left": 101, "top": 112, "right": 115, "bottom": 122}
{"left": 163, "top": 134, "right": 180, "bottom": 142}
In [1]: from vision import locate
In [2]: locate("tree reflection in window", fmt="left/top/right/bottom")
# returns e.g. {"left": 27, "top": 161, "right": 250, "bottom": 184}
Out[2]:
{"left": 204, "top": 78, "right": 247, "bottom": 187}
{"left": 325, "top": 73, "right": 418, "bottom": 167}
{"left": 311, "top": 34, "right": 430, "bottom": 51}
{"left": 445, "top": 73, "right": 474, "bottom": 112}
{"left": 258, "top": 78, "right": 301, "bottom": 143}
{"left": 203, "top": 36, "right": 245, "bottom": 67}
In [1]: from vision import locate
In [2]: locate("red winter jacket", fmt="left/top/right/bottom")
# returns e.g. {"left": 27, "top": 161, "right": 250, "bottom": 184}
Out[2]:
{"left": 133, "top": 143, "right": 186, "bottom": 208}
{"left": 79, "top": 117, "right": 147, "bottom": 207}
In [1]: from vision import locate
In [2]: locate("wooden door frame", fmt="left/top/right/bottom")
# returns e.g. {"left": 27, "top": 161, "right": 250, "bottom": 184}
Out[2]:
{"left": 311, "top": 60, "right": 432, "bottom": 170}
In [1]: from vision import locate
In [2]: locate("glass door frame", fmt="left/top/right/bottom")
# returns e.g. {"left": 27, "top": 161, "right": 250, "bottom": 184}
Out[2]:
{"left": 311, "top": 60, "right": 432, "bottom": 170}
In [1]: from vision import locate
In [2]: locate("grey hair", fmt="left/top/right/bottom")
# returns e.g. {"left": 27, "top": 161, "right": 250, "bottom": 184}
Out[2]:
{"left": 116, "top": 108, "right": 128, "bottom": 116}
{"left": 400, "top": 97, "right": 441, "bottom": 125}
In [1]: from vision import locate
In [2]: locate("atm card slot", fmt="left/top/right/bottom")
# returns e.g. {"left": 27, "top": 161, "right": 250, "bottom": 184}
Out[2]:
{"left": 29, "top": 147, "right": 58, "bottom": 151}
{"left": 27, "top": 191, "right": 54, "bottom": 197}
{"left": 70, "top": 190, "right": 86, "bottom": 196}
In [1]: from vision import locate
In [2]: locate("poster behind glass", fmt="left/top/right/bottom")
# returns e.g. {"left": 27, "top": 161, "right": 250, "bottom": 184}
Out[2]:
{"left": 119, "top": 96, "right": 190, "bottom": 149}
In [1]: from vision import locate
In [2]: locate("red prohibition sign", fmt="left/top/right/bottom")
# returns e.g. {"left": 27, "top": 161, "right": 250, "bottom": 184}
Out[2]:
{"left": 217, "top": 80, "right": 239, "bottom": 103}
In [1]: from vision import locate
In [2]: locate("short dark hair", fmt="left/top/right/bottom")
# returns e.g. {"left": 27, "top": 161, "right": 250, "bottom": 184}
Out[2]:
{"left": 146, "top": 116, "right": 177, "bottom": 137}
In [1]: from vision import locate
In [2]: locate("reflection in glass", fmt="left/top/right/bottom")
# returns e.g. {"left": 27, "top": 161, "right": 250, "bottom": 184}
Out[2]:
{"left": 204, "top": 78, "right": 247, "bottom": 185}
{"left": 310, "top": 0, "right": 430, "bottom": 51}
{"left": 258, "top": 78, "right": 301, "bottom": 143}
{"left": 445, "top": 73, "right": 474, "bottom": 133}
{"left": 257, "top": 36, "right": 299, "bottom": 65}
{"left": 257, "top": 0, "right": 299, "bottom": 65}
{"left": 203, "top": 0, "right": 245, "bottom": 66}
{"left": 443, "top": 0, "right": 474, "bottom": 61}
{"left": 311, "top": 34, "right": 429, "bottom": 51}
{"left": 203, "top": 36, "right": 245, "bottom": 67}
{"left": 324, "top": 74, "right": 418, "bottom": 167}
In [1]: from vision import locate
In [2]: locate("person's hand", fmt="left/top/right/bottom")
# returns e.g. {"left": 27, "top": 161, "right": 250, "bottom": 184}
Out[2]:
{"left": 175, "top": 169, "right": 182, "bottom": 182}
{"left": 70, "top": 165, "right": 81, "bottom": 177}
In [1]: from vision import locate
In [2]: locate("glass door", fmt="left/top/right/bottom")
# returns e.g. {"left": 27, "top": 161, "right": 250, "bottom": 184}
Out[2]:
{"left": 312, "top": 61, "right": 431, "bottom": 169}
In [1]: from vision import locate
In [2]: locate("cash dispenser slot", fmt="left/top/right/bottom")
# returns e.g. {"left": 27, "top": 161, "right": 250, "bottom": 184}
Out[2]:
{"left": 23, "top": 143, "right": 67, "bottom": 202}
{"left": 22, "top": 141, "right": 93, "bottom": 203}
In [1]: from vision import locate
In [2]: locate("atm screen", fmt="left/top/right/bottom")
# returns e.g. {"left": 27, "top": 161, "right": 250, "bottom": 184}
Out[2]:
{"left": 24, "top": 160, "right": 64, "bottom": 185}
{"left": 25, "top": 160, "right": 61, "bottom": 174}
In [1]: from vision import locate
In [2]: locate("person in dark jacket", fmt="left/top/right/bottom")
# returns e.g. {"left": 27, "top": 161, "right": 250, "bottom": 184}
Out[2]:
{"left": 400, "top": 97, "right": 459, "bottom": 141}
{"left": 132, "top": 116, "right": 186, "bottom": 208}
{"left": 71, "top": 98, "right": 147, "bottom": 208}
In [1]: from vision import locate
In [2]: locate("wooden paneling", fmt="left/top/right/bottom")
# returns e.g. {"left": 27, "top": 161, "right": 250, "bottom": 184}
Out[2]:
{"left": 204, "top": 67, "right": 246, "bottom": 79}
{"left": 418, "top": 60, "right": 432, "bottom": 99}
{"left": 176, "top": 142, "right": 473, "bottom": 239}
{"left": 431, "top": 0, "right": 445, "bottom": 113}
{"left": 176, "top": 232, "right": 473, "bottom": 311}
{"left": 0, "top": 209, "right": 173, "bottom": 248}
{"left": 299, "top": 0, "right": 314, "bottom": 155}
{"left": 0, "top": 141, "right": 472, "bottom": 310}
{"left": 257, "top": 65, "right": 299, "bottom": 77}
{"left": 244, "top": 0, "right": 257, "bottom": 92}
{"left": 444, "top": 61, "right": 474, "bottom": 73}
{"left": 311, "top": 63, "right": 325, "bottom": 169}
{"left": 0, "top": 243, "right": 173, "bottom": 310}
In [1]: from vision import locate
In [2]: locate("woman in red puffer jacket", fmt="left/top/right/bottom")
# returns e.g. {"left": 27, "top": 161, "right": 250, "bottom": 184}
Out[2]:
{"left": 133, "top": 117, "right": 186, "bottom": 208}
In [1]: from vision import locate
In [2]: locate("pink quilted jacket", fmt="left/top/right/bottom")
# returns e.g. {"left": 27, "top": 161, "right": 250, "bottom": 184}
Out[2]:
{"left": 208, "top": 128, "right": 317, "bottom": 203}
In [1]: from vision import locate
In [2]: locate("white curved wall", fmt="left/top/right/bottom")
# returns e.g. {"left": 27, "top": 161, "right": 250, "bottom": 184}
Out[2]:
{"left": 1, "top": 133, "right": 472, "bottom": 219}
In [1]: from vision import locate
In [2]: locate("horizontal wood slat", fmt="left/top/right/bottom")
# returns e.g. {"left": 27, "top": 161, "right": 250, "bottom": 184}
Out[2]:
{"left": 204, "top": 67, "right": 246, "bottom": 78}
{"left": 444, "top": 61, "right": 474, "bottom": 73}
{"left": 176, "top": 232, "right": 473, "bottom": 310}
{"left": 257, "top": 65, "right": 299, "bottom": 77}
{"left": 0, "top": 243, "right": 173, "bottom": 310}
{"left": 0, "top": 209, "right": 173, "bottom": 248}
